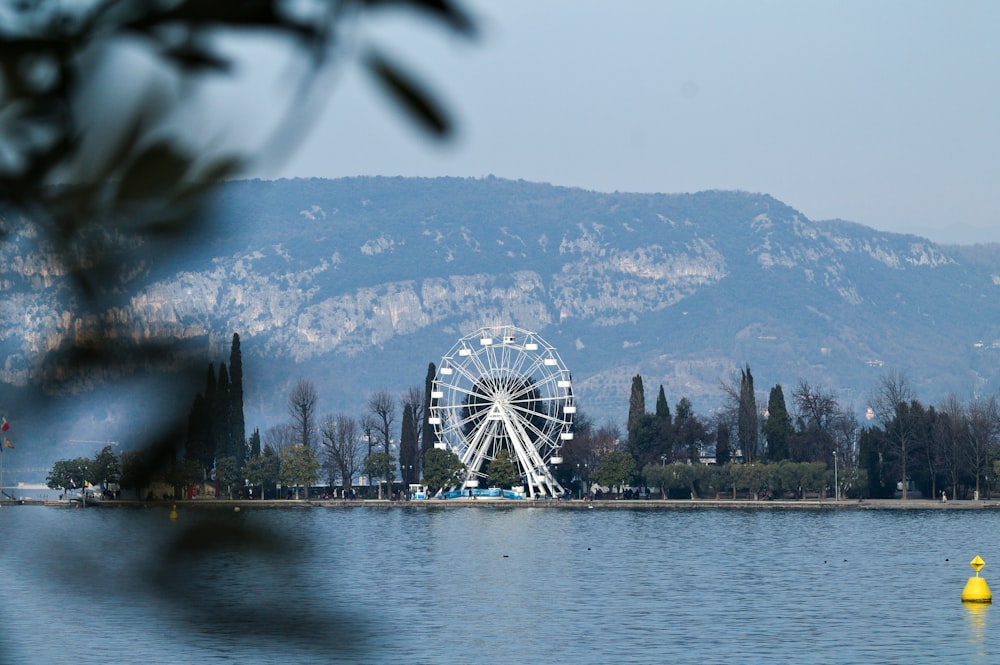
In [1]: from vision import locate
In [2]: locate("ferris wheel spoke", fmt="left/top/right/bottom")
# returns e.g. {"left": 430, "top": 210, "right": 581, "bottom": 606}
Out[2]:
{"left": 508, "top": 373, "right": 563, "bottom": 401}
{"left": 469, "top": 345, "right": 496, "bottom": 379}
{"left": 509, "top": 404, "right": 562, "bottom": 429}
{"left": 447, "top": 359, "right": 485, "bottom": 387}
{"left": 512, "top": 413, "right": 555, "bottom": 444}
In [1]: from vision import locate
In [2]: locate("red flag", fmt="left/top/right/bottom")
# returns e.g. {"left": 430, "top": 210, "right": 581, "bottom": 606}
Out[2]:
{"left": 1, "top": 417, "right": 8, "bottom": 433}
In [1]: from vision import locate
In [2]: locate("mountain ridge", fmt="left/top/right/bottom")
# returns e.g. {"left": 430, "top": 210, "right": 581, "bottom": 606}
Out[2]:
{"left": 2, "top": 176, "right": 999, "bottom": 471}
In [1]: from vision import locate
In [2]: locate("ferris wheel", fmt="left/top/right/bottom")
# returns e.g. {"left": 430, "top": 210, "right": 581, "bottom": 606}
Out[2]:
{"left": 429, "top": 326, "right": 575, "bottom": 498}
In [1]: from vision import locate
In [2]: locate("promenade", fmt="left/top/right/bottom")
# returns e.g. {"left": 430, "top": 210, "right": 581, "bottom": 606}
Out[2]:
{"left": 28, "top": 496, "right": 1000, "bottom": 510}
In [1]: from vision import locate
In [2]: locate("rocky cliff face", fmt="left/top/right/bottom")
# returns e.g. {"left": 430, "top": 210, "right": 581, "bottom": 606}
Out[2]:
{"left": 2, "top": 177, "right": 999, "bottom": 462}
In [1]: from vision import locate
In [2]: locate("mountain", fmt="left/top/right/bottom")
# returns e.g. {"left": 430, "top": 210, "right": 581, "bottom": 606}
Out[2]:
{"left": 2, "top": 176, "right": 999, "bottom": 474}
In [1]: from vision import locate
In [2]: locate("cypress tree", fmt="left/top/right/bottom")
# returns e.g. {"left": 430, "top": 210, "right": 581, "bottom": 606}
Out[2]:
{"left": 185, "top": 393, "right": 210, "bottom": 480}
{"left": 203, "top": 363, "right": 218, "bottom": 475}
{"left": 215, "top": 362, "right": 233, "bottom": 461}
{"left": 763, "top": 384, "right": 793, "bottom": 461}
{"left": 653, "top": 385, "right": 673, "bottom": 463}
{"left": 655, "top": 386, "right": 670, "bottom": 420}
{"left": 627, "top": 374, "right": 646, "bottom": 447}
{"left": 737, "top": 364, "right": 759, "bottom": 463}
{"left": 249, "top": 427, "right": 261, "bottom": 458}
{"left": 421, "top": 362, "right": 437, "bottom": 460}
{"left": 399, "top": 403, "right": 418, "bottom": 486}
{"left": 229, "top": 333, "right": 246, "bottom": 467}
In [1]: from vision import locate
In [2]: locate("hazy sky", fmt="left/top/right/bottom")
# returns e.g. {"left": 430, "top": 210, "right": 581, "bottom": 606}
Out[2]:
{"left": 257, "top": 1, "right": 1000, "bottom": 245}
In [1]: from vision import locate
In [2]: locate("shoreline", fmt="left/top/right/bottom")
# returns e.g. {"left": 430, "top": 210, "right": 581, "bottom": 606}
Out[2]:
{"left": 15, "top": 497, "right": 1000, "bottom": 511}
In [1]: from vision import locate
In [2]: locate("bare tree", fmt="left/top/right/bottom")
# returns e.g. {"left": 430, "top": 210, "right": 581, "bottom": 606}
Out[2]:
{"left": 558, "top": 415, "right": 620, "bottom": 494}
{"left": 966, "top": 395, "right": 999, "bottom": 499}
{"left": 360, "top": 414, "right": 378, "bottom": 492}
{"left": 263, "top": 423, "right": 296, "bottom": 454}
{"left": 289, "top": 379, "right": 318, "bottom": 450}
{"left": 792, "top": 381, "right": 840, "bottom": 463}
{"left": 870, "top": 370, "right": 917, "bottom": 499}
{"left": 403, "top": 385, "right": 424, "bottom": 430}
{"left": 831, "top": 403, "right": 860, "bottom": 466}
{"left": 367, "top": 390, "right": 396, "bottom": 456}
{"left": 320, "top": 414, "right": 363, "bottom": 493}
{"left": 937, "top": 394, "right": 968, "bottom": 499}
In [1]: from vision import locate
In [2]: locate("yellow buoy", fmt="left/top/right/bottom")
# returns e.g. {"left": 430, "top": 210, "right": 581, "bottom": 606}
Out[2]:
{"left": 962, "top": 555, "right": 992, "bottom": 604}
{"left": 169, "top": 504, "right": 178, "bottom": 521}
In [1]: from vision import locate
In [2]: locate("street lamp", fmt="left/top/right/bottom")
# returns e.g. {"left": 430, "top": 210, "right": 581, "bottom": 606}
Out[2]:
{"left": 833, "top": 449, "right": 839, "bottom": 501}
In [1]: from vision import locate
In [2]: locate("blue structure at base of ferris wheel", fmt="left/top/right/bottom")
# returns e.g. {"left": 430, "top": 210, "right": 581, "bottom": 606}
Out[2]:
{"left": 429, "top": 325, "right": 575, "bottom": 499}
{"left": 442, "top": 488, "right": 524, "bottom": 500}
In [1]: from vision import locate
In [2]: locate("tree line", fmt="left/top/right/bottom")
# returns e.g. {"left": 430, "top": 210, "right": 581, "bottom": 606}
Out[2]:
{"left": 46, "top": 356, "right": 473, "bottom": 500}
{"left": 47, "top": 350, "right": 1000, "bottom": 503}
{"left": 558, "top": 366, "right": 1000, "bottom": 502}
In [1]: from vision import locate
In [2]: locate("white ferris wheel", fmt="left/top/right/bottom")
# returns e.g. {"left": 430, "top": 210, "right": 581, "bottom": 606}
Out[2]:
{"left": 429, "top": 326, "right": 575, "bottom": 498}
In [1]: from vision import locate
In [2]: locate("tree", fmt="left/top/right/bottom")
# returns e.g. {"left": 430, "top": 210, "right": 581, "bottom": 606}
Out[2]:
{"left": 591, "top": 450, "right": 636, "bottom": 497}
{"left": 870, "top": 370, "right": 917, "bottom": 499}
{"left": 46, "top": 458, "right": 90, "bottom": 496}
{"left": 171, "top": 459, "right": 205, "bottom": 499}
{"left": 485, "top": 449, "right": 522, "bottom": 489}
{"left": 279, "top": 445, "right": 320, "bottom": 500}
{"left": 89, "top": 445, "right": 121, "bottom": 489}
{"left": 627, "top": 413, "right": 661, "bottom": 472}
{"left": 398, "top": 403, "right": 419, "bottom": 486}
{"left": 965, "top": 395, "right": 999, "bottom": 499}
{"left": 645, "top": 462, "right": 702, "bottom": 499}
{"left": 421, "top": 362, "right": 437, "bottom": 462}
{"left": 248, "top": 428, "right": 262, "bottom": 459}
{"left": 229, "top": 333, "right": 247, "bottom": 467}
{"left": 264, "top": 422, "right": 297, "bottom": 454}
{"left": 715, "top": 420, "right": 733, "bottom": 465}
{"left": 215, "top": 456, "right": 240, "bottom": 499}
{"left": 554, "top": 414, "right": 619, "bottom": 493}
{"left": 763, "top": 384, "right": 793, "bottom": 461}
{"left": 184, "top": 378, "right": 215, "bottom": 474}
{"left": 627, "top": 374, "right": 646, "bottom": 446}
{"left": 203, "top": 363, "right": 218, "bottom": 459}
{"left": 936, "top": 395, "right": 970, "bottom": 499}
{"left": 368, "top": 390, "right": 396, "bottom": 456}
{"left": 858, "top": 426, "right": 889, "bottom": 499}
{"left": 674, "top": 397, "right": 709, "bottom": 463}
{"left": 363, "top": 452, "right": 396, "bottom": 499}
{"left": 653, "top": 385, "right": 674, "bottom": 461}
{"left": 288, "top": 379, "right": 318, "bottom": 451}
{"left": 654, "top": 385, "right": 671, "bottom": 421}
{"left": 792, "top": 381, "right": 841, "bottom": 464}
{"left": 118, "top": 450, "right": 151, "bottom": 500}
{"left": 215, "top": 363, "right": 233, "bottom": 457}
{"left": 245, "top": 448, "right": 280, "bottom": 499}
{"left": 422, "top": 447, "right": 465, "bottom": 495}
{"left": 737, "top": 364, "right": 759, "bottom": 463}
{"left": 320, "top": 414, "right": 363, "bottom": 493}
{"left": 403, "top": 385, "right": 424, "bottom": 436}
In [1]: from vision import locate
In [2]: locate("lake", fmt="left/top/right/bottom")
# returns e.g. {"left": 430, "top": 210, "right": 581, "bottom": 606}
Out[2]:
{"left": 1, "top": 504, "right": 998, "bottom": 663}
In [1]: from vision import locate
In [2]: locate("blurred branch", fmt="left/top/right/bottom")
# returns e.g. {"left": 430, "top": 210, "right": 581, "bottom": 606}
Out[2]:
{"left": 0, "top": 1, "right": 474, "bottom": 658}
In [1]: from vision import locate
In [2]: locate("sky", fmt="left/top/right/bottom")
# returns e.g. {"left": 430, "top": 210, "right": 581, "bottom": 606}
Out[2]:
{"left": 251, "top": 0, "right": 1000, "bottom": 245}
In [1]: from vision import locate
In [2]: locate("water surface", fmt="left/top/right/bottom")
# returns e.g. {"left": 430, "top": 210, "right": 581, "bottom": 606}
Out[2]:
{"left": 1, "top": 505, "right": 996, "bottom": 663}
